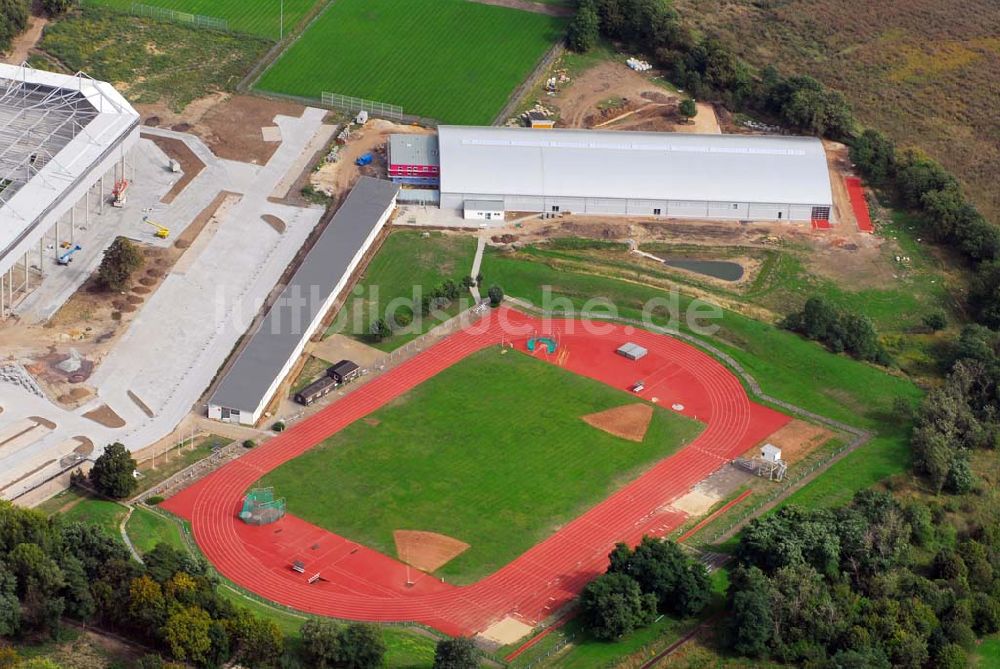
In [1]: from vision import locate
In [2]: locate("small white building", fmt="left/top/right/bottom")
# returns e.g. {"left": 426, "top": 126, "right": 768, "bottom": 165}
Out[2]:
{"left": 761, "top": 443, "right": 782, "bottom": 462}
{"left": 463, "top": 199, "right": 505, "bottom": 221}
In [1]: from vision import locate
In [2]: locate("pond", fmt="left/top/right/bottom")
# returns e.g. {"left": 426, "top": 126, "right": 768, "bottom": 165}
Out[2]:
{"left": 663, "top": 258, "right": 745, "bottom": 282}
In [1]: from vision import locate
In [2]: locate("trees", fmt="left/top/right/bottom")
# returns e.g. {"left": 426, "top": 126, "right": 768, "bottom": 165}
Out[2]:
{"left": 39, "top": 0, "right": 73, "bottom": 16}
{"left": 849, "top": 129, "right": 896, "bottom": 185}
{"left": 336, "top": 623, "right": 385, "bottom": 669}
{"left": 0, "top": 0, "right": 27, "bottom": 53}
{"left": 566, "top": 0, "right": 599, "bottom": 52}
{"left": 96, "top": 237, "right": 144, "bottom": 292}
{"left": 607, "top": 536, "right": 711, "bottom": 617}
{"left": 369, "top": 317, "right": 392, "bottom": 342}
{"left": 301, "top": 619, "right": 341, "bottom": 668}
{"left": 678, "top": 98, "right": 697, "bottom": 122}
{"left": 725, "top": 566, "right": 773, "bottom": 657}
{"left": 88, "top": 442, "right": 137, "bottom": 499}
{"left": 433, "top": 637, "right": 478, "bottom": 669}
{"left": 579, "top": 572, "right": 656, "bottom": 640}
{"left": 781, "top": 296, "right": 889, "bottom": 364}
{"left": 227, "top": 609, "right": 284, "bottom": 668}
{"left": 162, "top": 606, "right": 213, "bottom": 665}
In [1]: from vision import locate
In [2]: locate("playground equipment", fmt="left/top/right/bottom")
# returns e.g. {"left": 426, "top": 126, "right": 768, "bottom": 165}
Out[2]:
{"left": 239, "top": 487, "right": 286, "bottom": 525}
{"left": 527, "top": 337, "right": 558, "bottom": 354}
{"left": 57, "top": 245, "right": 82, "bottom": 265}
{"left": 143, "top": 217, "right": 170, "bottom": 239}
{"left": 112, "top": 178, "right": 129, "bottom": 207}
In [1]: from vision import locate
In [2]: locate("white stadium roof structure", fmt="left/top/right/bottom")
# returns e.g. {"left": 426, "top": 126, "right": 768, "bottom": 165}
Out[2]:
{"left": 0, "top": 64, "right": 139, "bottom": 281}
{"left": 437, "top": 126, "right": 833, "bottom": 207}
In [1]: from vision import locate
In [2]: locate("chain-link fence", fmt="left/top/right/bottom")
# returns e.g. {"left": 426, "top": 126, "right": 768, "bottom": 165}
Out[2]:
{"left": 128, "top": 3, "right": 229, "bottom": 31}
{"left": 321, "top": 92, "right": 404, "bottom": 121}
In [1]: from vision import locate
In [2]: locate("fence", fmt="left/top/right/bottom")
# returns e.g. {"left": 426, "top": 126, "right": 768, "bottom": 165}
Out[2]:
{"left": 128, "top": 3, "right": 229, "bottom": 32}
{"left": 321, "top": 92, "right": 404, "bottom": 121}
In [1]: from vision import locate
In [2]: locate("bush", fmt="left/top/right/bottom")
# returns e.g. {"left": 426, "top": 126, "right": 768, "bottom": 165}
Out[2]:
{"left": 271, "top": 421, "right": 286, "bottom": 433}
{"left": 145, "top": 496, "right": 165, "bottom": 506}
{"left": 487, "top": 284, "right": 504, "bottom": 307}
{"left": 679, "top": 98, "right": 697, "bottom": 121}
{"left": 922, "top": 311, "right": 947, "bottom": 332}
{"left": 242, "top": 439, "right": 255, "bottom": 449}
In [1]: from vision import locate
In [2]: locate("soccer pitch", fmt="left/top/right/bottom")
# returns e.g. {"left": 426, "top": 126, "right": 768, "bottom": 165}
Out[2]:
{"left": 255, "top": 0, "right": 566, "bottom": 124}
{"left": 82, "top": 0, "right": 321, "bottom": 39}
{"left": 258, "top": 348, "right": 702, "bottom": 584}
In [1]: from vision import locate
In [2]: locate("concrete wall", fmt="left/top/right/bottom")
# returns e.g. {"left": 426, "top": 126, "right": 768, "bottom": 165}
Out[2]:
{"left": 441, "top": 191, "right": 824, "bottom": 222}
{"left": 464, "top": 207, "right": 504, "bottom": 221}
{"left": 209, "top": 195, "right": 398, "bottom": 426}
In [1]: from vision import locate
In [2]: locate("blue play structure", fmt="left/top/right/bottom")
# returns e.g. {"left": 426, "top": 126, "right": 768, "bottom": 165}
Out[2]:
{"left": 57, "top": 245, "right": 82, "bottom": 266}
{"left": 527, "top": 337, "right": 558, "bottom": 354}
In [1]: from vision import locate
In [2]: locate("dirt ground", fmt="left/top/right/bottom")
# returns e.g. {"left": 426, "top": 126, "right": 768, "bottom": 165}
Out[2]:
{"left": 138, "top": 94, "right": 308, "bottom": 165}
{"left": 469, "top": 0, "right": 573, "bottom": 16}
{"left": 480, "top": 616, "right": 534, "bottom": 645}
{"left": 82, "top": 404, "right": 125, "bottom": 428}
{"left": 394, "top": 530, "right": 470, "bottom": 572}
{"left": 309, "top": 119, "right": 432, "bottom": 200}
{"left": 747, "top": 419, "right": 836, "bottom": 466}
{"left": 141, "top": 133, "right": 206, "bottom": 204}
{"left": 542, "top": 59, "right": 722, "bottom": 135}
{"left": 582, "top": 403, "right": 653, "bottom": 442}
{"left": 2, "top": 15, "right": 48, "bottom": 65}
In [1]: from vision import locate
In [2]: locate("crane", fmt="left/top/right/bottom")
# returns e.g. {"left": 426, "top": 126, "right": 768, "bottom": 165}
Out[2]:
{"left": 143, "top": 217, "right": 170, "bottom": 239}
{"left": 57, "top": 245, "right": 82, "bottom": 266}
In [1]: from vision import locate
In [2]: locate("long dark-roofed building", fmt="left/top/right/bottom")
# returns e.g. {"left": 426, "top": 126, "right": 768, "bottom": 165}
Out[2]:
{"left": 208, "top": 177, "right": 399, "bottom": 425}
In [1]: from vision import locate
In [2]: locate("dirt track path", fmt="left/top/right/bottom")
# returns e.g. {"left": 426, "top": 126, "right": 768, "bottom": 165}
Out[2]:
{"left": 468, "top": 0, "right": 574, "bottom": 17}
{"left": 3, "top": 16, "right": 48, "bottom": 65}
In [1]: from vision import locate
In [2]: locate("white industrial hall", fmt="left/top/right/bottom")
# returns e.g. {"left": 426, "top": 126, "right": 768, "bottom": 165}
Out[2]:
{"left": 436, "top": 125, "right": 834, "bottom": 223}
{"left": 0, "top": 63, "right": 140, "bottom": 317}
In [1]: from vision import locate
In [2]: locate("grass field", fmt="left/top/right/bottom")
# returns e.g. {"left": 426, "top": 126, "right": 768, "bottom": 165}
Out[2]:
{"left": 326, "top": 230, "right": 477, "bottom": 351}
{"left": 37, "top": 7, "right": 269, "bottom": 111}
{"left": 80, "top": 0, "right": 321, "bottom": 39}
{"left": 260, "top": 347, "right": 702, "bottom": 584}
{"left": 480, "top": 244, "right": 921, "bottom": 509}
{"left": 255, "top": 0, "right": 566, "bottom": 124}
{"left": 39, "top": 489, "right": 126, "bottom": 538}
{"left": 126, "top": 506, "right": 187, "bottom": 555}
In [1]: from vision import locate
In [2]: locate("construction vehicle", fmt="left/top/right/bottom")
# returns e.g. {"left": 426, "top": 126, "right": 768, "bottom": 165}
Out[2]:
{"left": 143, "top": 217, "right": 170, "bottom": 239}
{"left": 57, "top": 245, "right": 82, "bottom": 265}
{"left": 112, "top": 179, "right": 129, "bottom": 207}
{"left": 355, "top": 153, "right": 373, "bottom": 167}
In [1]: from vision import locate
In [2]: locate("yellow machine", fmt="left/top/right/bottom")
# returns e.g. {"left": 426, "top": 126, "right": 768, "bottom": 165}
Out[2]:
{"left": 143, "top": 217, "right": 170, "bottom": 239}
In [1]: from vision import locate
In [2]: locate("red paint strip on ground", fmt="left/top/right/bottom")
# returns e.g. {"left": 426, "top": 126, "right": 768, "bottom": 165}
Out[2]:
{"left": 845, "top": 176, "right": 874, "bottom": 233}
{"left": 162, "top": 308, "right": 790, "bottom": 636}
{"left": 676, "top": 489, "right": 753, "bottom": 544}
{"left": 505, "top": 611, "right": 576, "bottom": 662}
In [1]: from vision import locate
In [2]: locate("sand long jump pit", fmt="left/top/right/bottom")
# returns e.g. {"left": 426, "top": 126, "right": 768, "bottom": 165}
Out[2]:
{"left": 162, "top": 308, "right": 789, "bottom": 636}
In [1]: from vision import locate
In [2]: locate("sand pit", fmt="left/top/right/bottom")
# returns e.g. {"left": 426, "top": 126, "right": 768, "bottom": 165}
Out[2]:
{"left": 749, "top": 419, "right": 835, "bottom": 465}
{"left": 82, "top": 404, "right": 126, "bottom": 428}
{"left": 393, "top": 530, "right": 470, "bottom": 572}
{"left": 480, "top": 616, "right": 534, "bottom": 645}
{"left": 669, "top": 488, "right": 722, "bottom": 516}
{"left": 582, "top": 403, "right": 653, "bottom": 442}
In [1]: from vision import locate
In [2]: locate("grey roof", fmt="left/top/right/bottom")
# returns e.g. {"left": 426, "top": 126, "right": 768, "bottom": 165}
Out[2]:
{"left": 438, "top": 126, "right": 833, "bottom": 206}
{"left": 388, "top": 134, "right": 439, "bottom": 167}
{"left": 210, "top": 177, "right": 399, "bottom": 414}
{"left": 464, "top": 199, "right": 504, "bottom": 210}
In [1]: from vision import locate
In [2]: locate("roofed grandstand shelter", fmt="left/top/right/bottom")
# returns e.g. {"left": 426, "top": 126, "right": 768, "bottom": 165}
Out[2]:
{"left": 0, "top": 64, "right": 139, "bottom": 317}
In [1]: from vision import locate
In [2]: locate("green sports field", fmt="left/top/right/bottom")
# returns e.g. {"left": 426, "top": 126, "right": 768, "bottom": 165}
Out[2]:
{"left": 82, "top": 0, "right": 321, "bottom": 39}
{"left": 259, "top": 348, "right": 702, "bottom": 584}
{"left": 255, "top": 0, "right": 566, "bottom": 124}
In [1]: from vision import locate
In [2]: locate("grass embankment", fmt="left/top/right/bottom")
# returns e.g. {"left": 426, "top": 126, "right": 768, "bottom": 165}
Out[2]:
{"left": 256, "top": 0, "right": 566, "bottom": 123}
{"left": 36, "top": 6, "right": 269, "bottom": 111}
{"left": 325, "top": 230, "right": 478, "bottom": 352}
{"left": 260, "top": 348, "right": 703, "bottom": 584}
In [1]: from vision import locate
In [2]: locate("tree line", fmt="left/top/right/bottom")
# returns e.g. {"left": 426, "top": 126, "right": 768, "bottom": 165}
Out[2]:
{"left": 580, "top": 536, "right": 711, "bottom": 639}
{"left": 781, "top": 296, "right": 890, "bottom": 365}
{"left": 725, "top": 490, "right": 1000, "bottom": 668}
{"left": 567, "top": 0, "right": 999, "bottom": 331}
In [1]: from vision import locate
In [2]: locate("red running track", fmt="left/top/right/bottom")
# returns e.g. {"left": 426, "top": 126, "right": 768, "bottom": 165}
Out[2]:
{"left": 164, "top": 309, "right": 788, "bottom": 636}
{"left": 846, "top": 176, "right": 874, "bottom": 233}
